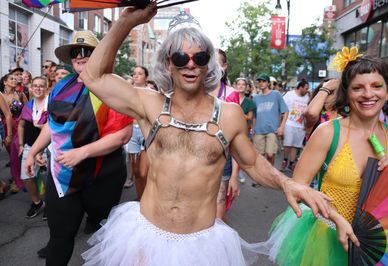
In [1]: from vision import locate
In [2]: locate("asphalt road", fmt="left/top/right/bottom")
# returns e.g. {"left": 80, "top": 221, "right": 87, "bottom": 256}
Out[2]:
{"left": 0, "top": 148, "right": 288, "bottom": 266}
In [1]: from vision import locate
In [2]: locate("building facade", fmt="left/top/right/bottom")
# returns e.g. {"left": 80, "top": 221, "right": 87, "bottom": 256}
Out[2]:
{"left": 1, "top": 1, "right": 122, "bottom": 77}
{"left": 1, "top": 2, "right": 190, "bottom": 79}
{"left": 333, "top": 0, "right": 388, "bottom": 61}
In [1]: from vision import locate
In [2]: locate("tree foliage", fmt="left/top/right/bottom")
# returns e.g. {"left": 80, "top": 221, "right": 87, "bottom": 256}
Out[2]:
{"left": 95, "top": 32, "right": 136, "bottom": 78}
{"left": 296, "top": 22, "right": 336, "bottom": 83}
{"left": 114, "top": 39, "right": 136, "bottom": 78}
{"left": 221, "top": 1, "right": 334, "bottom": 84}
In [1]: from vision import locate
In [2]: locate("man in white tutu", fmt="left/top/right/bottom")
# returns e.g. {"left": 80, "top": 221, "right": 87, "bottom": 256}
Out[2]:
{"left": 80, "top": 3, "right": 331, "bottom": 265}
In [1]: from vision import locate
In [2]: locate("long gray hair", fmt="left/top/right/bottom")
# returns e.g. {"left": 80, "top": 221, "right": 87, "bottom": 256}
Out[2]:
{"left": 153, "top": 27, "right": 222, "bottom": 94}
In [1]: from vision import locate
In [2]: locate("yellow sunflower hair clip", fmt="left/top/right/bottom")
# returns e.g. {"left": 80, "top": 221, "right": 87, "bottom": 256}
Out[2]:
{"left": 333, "top": 46, "right": 363, "bottom": 72}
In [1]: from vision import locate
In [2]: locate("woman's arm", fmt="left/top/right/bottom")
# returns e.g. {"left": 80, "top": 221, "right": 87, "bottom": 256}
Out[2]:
{"left": 17, "top": 119, "right": 25, "bottom": 156}
{"left": 55, "top": 124, "right": 132, "bottom": 168}
{"left": 304, "top": 79, "right": 339, "bottom": 131}
{"left": 0, "top": 94, "right": 12, "bottom": 146}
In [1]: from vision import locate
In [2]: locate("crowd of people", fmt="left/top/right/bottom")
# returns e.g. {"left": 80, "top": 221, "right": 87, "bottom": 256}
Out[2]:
{"left": 0, "top": 4, "right": 387, "bottom": 266}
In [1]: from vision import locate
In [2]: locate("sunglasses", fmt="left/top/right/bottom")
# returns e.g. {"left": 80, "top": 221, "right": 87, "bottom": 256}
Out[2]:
{"left": 42, "top": 65, "right": 51, "bottom": 69}
{"left": 170, "top": 51, "right": 210, "bottom": 68}
{"left": 70, "top": 47, "right": 93, "bottom": 59}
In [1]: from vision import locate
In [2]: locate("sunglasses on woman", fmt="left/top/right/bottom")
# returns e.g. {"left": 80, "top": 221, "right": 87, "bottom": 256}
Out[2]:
{"left": 170, "top": 51, "right": 210, "bottom": 68}
{"left": 70, "top": 47, "right": 94, "bottom": 59}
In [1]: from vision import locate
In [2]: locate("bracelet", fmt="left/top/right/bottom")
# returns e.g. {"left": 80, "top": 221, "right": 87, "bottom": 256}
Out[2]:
{"left": 319, "top": 87, "right": 332, "bottom": 95}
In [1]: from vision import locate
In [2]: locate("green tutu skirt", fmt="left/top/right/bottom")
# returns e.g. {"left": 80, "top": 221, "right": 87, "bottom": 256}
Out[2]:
{"left": 265, "top": 204, "right": 347, "bottom": 266}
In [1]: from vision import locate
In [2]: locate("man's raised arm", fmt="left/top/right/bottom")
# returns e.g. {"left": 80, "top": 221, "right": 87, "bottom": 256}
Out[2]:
{"left": 80, "top": 3, "right": 157, "bottom": 118}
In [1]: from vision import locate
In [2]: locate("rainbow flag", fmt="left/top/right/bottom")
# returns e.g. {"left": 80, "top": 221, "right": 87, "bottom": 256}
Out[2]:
{"left": 22, "top": 0, "right": 65, "bottom": 8}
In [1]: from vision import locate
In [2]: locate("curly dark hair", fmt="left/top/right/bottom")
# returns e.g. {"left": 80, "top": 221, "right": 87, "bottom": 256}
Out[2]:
{"left": 335, "top": 56, "right": 388, "bottom": 117}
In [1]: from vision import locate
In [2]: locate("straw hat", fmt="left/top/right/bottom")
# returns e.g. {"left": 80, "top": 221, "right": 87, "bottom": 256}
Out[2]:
{"left": 55, "top": 31, "right": 99, "bottom": 65}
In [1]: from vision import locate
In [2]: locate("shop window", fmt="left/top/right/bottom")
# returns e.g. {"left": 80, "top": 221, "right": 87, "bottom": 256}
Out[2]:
{"left": 344, "top": 32, "right": 356, "bottom": 47}
{"left": 366, "top": 21, "right": 382, "bottom": 57}
{"left": 9, "top": 7, "right": 29, "bottom": 70}
{"left": 355, "top": 27, "right": 368, "bottom": 53}
{"left": 344, "top": 0, "right": 356, "bottom": 7}
{"left": 381, "top": 22, "right": 388, "bottom": 58}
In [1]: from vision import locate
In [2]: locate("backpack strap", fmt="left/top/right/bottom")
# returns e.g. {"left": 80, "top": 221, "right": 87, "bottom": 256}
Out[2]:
{"left": 317, "top": 119, "right": 340, "bottom": 191}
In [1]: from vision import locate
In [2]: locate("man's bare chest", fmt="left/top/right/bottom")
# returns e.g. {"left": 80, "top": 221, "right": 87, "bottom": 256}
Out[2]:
{"left": 153, "top": 127, "right": 224, "bottom": 165}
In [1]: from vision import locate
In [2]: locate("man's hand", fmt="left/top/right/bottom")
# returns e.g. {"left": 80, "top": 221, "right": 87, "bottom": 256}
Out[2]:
{"left": 227, "top": 176, "right": 240, "bottom": 199}
{"left": 276, "top": 126, "right": 284, "bottom": 137}
{"left": 56, "top": 147, "right": 88, "bottom": 168}
{"left": 282, "top": 178, "right": 331, "bottom": 218}
{"left": 121, "top": 1, "right": 157, "bottom": 28}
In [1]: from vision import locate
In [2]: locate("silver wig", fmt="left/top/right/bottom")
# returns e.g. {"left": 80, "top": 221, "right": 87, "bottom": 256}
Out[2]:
{"left": 152, "top": 27, "right": 222, "bottom": 94}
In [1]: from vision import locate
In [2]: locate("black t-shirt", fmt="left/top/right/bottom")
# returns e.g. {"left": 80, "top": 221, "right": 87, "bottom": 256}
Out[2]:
{"left": 23, "top": 120, "right": 41, "bottom": 146}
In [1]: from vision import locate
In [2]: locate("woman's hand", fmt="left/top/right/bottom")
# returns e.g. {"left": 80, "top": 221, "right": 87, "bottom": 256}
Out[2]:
{"left": 35, "top": 153, "right": 47, "bottom": 167}
{"left": 377, "top": 154, "right": 388, "bottom": 171}
{"left": 56, "top": 147, "right": 87, "bottom": 168}
{"left": 18, "top": 145, "right": 23, "bottom": 157}
{"left": 322, "top": 79, "right": 340, "bottom": 94}
{"left": 4, "top": 135, "right": 12, "bottom": 148}
{"left": 331, "top": 211, "right": 360, "bottom": 251}
{"left": 25, "top": 154, "right": 36, "bottom": 177}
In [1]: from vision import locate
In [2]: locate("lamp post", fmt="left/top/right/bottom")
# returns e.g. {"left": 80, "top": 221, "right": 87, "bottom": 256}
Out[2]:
{"left": 275, "top": 0, "right": 290, "bottom": 89}
{"left": 275, "top": 0, "right": 290, "bottom": 47}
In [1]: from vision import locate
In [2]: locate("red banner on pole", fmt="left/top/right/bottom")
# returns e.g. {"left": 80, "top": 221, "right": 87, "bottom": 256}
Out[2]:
{"left": 270, "top": 16, "right": 286, "bottom": 50}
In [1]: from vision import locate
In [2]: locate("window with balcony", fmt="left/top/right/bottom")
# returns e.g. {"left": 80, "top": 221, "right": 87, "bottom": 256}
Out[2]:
{"left": 59, "top": 27, "right": 72, "bottom": 47}
{"left": 94, "top": 15, "right": 101, "bottom": 33}
{"left": 9, "top": 7, "right": 29, "bottom": 70}
{"left": 104, "top": 20, "right": 109, "bottom": 33}
{"left": 78, "top": 12, "right": 87, "bottom": 29}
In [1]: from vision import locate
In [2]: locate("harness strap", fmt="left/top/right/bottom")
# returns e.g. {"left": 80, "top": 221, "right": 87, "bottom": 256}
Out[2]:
{"left": 144, "top": 96, "right": 229, "bottom": 157}
{"left": 317, "top": 118, "right": 340, "bottom": 191}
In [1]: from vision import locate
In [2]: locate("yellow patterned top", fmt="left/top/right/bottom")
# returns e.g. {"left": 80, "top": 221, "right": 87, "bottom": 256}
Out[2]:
{"left": 321, "top": 120, "right": 387, "bottom": 223}
{"left": 320, "top": 141, "right": 361, "bottom": 223}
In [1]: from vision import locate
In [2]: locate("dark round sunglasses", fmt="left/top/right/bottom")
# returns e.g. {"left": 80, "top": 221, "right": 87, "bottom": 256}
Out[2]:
{"left": 170, "top": 51, "right": 210, "bottom": 68}
{"left": 70, "top": 47, "right": 94, "bottom": 59}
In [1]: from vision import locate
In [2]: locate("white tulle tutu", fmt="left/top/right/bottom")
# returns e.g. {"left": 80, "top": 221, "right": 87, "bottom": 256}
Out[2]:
{"left": 82, "top": 202, "right": 262, "bottom": 266}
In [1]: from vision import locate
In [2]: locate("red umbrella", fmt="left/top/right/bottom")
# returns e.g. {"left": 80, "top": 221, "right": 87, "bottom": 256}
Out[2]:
{"left": 69, "top": 0, "right": 200, "bottom": 12}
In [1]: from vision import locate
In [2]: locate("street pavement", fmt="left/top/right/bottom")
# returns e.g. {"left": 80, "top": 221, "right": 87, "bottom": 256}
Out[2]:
{"left": 0, "top": 148, "right": 289, "bottom": 266}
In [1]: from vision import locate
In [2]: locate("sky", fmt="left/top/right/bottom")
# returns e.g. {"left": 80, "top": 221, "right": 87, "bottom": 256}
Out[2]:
{"left": 181, "top": 0, "right": 333, "bottom": 48}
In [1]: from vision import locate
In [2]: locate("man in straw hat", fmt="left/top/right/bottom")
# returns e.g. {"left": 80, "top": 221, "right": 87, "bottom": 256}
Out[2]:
{"left": 80, "top": 3, "right": 331, "bottom": 265}
{"left": 25, "top": 30, "right": 134, "bottom": 265}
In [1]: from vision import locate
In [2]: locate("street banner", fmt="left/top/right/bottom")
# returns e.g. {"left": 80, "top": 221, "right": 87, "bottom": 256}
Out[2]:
{"left": 324, "top": 5, "right": 337, "bottom": 21}
{"left": 270, "top": 16, "right": 286, "bottom": 50}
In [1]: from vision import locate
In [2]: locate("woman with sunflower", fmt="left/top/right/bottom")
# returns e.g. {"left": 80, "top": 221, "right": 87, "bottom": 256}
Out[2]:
{"left": 256, "top": 47, "right": 388, "bottom": 265}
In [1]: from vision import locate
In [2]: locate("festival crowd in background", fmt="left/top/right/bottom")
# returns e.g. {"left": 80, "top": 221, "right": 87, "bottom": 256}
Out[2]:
{"left": 0, "top": 5, "right": 388, "bottom": 266}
